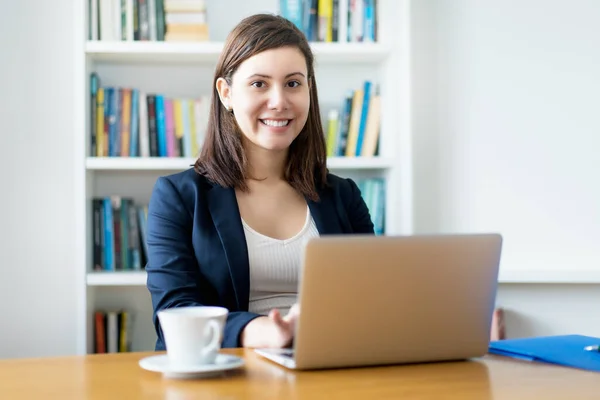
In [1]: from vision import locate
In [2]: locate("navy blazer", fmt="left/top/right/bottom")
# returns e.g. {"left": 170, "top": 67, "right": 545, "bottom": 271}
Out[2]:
{"left": 146, "top": 168, "right": 375, "bottom": 351}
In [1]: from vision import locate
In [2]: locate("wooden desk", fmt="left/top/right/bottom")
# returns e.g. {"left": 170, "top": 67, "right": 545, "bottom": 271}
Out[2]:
{"left": 0, "top": 349, "right": 598, "bottom": 399}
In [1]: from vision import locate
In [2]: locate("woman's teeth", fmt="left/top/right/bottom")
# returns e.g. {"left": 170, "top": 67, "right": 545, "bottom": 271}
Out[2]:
{"left": 261, "top": 119, "right": 290, "bottom": 127}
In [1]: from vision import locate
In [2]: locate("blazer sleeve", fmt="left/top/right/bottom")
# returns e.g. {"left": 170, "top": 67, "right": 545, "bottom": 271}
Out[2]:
{"left": 145, "top": 176, "right": 261, "bottom": 349}
{"left": 341, "top": 178, "right": 376, "bottom": 234}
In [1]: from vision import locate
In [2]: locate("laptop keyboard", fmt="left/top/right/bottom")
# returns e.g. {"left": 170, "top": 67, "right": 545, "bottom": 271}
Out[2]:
{"left": 261, "top": 348, "right": 295, "bottom": 358}
{"left": 281, "top": 348, "right": 294, "bottom": 357}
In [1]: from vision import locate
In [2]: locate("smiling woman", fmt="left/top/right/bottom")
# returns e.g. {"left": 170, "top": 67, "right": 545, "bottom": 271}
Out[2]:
{"left": 215, "top": 46, "right": 311, "bottom": 163}
{"left": 145, "top": 13, "right": 375, "bottom": 353}
{"left": 197, "top": 13, "right": 326, "bottom": 201}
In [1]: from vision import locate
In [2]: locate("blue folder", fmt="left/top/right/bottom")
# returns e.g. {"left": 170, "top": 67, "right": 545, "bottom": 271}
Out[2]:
{"left": 489, "top": 334, "right": 600, "bottom": 373}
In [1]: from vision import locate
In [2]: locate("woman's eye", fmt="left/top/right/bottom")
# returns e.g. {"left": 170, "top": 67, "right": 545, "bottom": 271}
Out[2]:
{"left": 251, "top": 81, "right": 265, "bottom": 88}
{"left": 287, "top": 81, "right": 300, "bottom": 88}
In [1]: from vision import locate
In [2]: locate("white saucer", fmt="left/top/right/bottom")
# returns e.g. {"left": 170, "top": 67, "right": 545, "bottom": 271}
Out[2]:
{"left": 139, "top": 354, "right": 245, "bottom": 379}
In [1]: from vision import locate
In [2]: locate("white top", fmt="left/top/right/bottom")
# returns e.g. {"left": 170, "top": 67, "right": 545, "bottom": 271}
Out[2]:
{"left": 243, "top": 207, "right": 320, "bottom": 316}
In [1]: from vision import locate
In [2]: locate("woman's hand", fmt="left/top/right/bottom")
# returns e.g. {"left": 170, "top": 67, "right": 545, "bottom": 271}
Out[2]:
{"left": 241, "top": 304, "right": 300, "bottom": 348}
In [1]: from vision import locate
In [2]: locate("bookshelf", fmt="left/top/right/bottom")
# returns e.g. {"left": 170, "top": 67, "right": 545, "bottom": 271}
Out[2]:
{"left": 75, "top": 0, "right": 411, "bottom": 355}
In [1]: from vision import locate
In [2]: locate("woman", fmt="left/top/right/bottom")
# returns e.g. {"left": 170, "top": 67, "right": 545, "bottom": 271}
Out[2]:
{"left": 146, "top": 13, "right": 374, "bottom": 351}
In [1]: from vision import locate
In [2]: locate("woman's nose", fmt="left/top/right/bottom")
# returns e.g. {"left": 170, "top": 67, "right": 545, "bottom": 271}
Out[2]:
{"left": 267, "top": 87, "right": 288, "bottom": 111}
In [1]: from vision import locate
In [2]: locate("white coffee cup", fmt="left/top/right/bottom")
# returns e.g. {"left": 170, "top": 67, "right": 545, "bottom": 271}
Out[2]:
{"left": 157, "top": 306, "right": 228, "bottom": 367}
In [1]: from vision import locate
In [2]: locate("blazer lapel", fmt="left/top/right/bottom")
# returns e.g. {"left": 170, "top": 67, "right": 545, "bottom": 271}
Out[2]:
{"left": 307, "top": 186, "right": 346, "bottom": 235}
{"left": 206, "top": 184, "right": 250, "bottom": 310}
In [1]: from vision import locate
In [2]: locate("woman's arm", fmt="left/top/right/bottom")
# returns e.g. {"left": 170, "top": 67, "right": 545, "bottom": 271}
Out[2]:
{"left": 145, "top": 176, "right": 261, "bottom": 348}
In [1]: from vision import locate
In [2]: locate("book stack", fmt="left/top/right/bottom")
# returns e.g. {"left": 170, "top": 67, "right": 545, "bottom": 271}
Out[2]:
{"left": 164, "top": 0, "right": 209, "bottom": 42}
{"left": 94, "top": 310, "right": 133, "bottom": 353}
{"left": 90, "top": 0, "right": 167, "bottom": 41}
{"left": 90, "top": 73, "right": 210, "bottom": 158}
{"left": 325, "top": 80, "right": 381, "bottom": 158}
{"left": 92, "top": 196, "right": 148, "bottom": 272}
{"left": 356, "top": 178, "right": 385, "bottom": 235}
{"left": 279, "top": 0, "right": 377, "bottom": 43}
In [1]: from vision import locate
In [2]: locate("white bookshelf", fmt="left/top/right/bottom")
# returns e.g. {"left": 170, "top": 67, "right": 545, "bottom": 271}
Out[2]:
{"left": 75, "top": 0, "right": 412, "bottom": 355}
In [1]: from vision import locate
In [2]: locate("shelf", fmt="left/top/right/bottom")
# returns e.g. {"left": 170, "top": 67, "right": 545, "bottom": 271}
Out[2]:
{"left": 85, "top": 41, "right": 391, "bottom": 64}
{"left": 85, "top": 156, "right": 395, "bottom": 171}
{"left": 86, "top": 269, "right": 600, "bottom": 287}
{"left": 87, "top": 157, "right": 195, "bottom": 171}
{"left": 87, "top": 271, "right": 147, "bottom": 286}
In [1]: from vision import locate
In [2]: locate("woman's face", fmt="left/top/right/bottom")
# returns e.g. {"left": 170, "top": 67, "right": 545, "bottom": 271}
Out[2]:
{"left": 216, "top": 46, "right": 310, "bottom": 153}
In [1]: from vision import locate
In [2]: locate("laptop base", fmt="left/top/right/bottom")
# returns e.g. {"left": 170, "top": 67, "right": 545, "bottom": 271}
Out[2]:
{"left": 254, "top": 348, "right": 297, "bottom": 369}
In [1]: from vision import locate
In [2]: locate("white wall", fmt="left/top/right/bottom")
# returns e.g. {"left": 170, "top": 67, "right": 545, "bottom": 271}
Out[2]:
{"left": 412, "top": 0, "right": 600, "bottom": 338}
{"left": 496, "top": 284, "right": 600, "bottom": 338}
{"left": 0, "top": 1, "right": 79, "bottom": 358}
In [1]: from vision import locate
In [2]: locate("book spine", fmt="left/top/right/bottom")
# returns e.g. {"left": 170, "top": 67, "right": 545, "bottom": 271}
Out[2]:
{"left": 182, "top": 99, "right": 192, "bottom": 158}
{"left": 155, "top": 0, "right": 165, "bottom": 41}
{"left": 90, "top": 73, "right": 98, "bottom": 157}
{"left": 188, "top": 99, "right": 198, "bottom": 157}
{"left": 132, "top": 0, "right": 139, "bottom": 40}
{"left": 138, "top": 0, "right": 149, "bottom": 40}
{"left": 155, "top": 95, "right": 167, "bottom": 156}
{"left": 111, "top": 196, "right": 122, "bottom": 270}
{"left": 173, "top": 99, "right": 184, "bottom": 156}
{"left": 128, "top": 202, "right": 142, "bottom": 270}
{"left": 103, "top": 197, "right": 114, "bottom": 271}
{"left": 363, "top": 0, "right": 376, "bottom": 42}
{"left": 107, "top": 311, "right": 119, "bottom": 353}
{"left": 165, "top": 98, "right": 175, "bottom": 157}
{"left": 120, "top": 199, "right": 130, "bottom": 270}
{"left": 94, "top": 311, "right": 106, "bottom": 353}
{"left": 92, "top": 199, "right": 102, "bottom": 271}
{"left": 355, "top": 80, "right": 372, "bottom": 156}
{"left": 129, "top": 88, "right": 139, "bottom": 157}
{"left": 146, "top": 94, "right": 158, "bottom": 156}
{"left": 120, "top": 88, "right": 131, "bottom": 157}
{"left": 96, "top": 88, "right": 105, "bottom": 157}
{"left": 336, "top": 92, "right": 353, "bottom": 156}
{"left": 331, "top": 0, "right": 339, "bottom": 42}
{"left": 138, "top": 91, "right": 149, "bottom": 157}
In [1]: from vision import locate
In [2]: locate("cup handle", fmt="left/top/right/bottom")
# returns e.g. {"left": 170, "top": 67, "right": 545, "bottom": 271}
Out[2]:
{"left": 201, "top": 319, "right": 221, "bottom": 358}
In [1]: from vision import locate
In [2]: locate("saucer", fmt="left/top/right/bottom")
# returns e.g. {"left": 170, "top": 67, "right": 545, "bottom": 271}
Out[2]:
{"left": 139, "top": 354, "right": 245, "bottom": 379}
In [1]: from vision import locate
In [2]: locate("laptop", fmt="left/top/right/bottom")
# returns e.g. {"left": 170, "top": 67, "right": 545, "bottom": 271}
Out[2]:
{"left": 255, "top": 233, "right": 503, "bottom": 370}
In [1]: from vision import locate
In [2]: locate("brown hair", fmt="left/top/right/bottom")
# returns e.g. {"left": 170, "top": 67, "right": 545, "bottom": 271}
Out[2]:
{"left": 194, "top": 13, "right": 328, "bottom": 201}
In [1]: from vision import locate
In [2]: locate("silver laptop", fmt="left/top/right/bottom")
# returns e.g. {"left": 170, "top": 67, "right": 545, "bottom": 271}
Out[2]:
{"left": 255, "top": 233, "right": 503, "bottom": 370}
